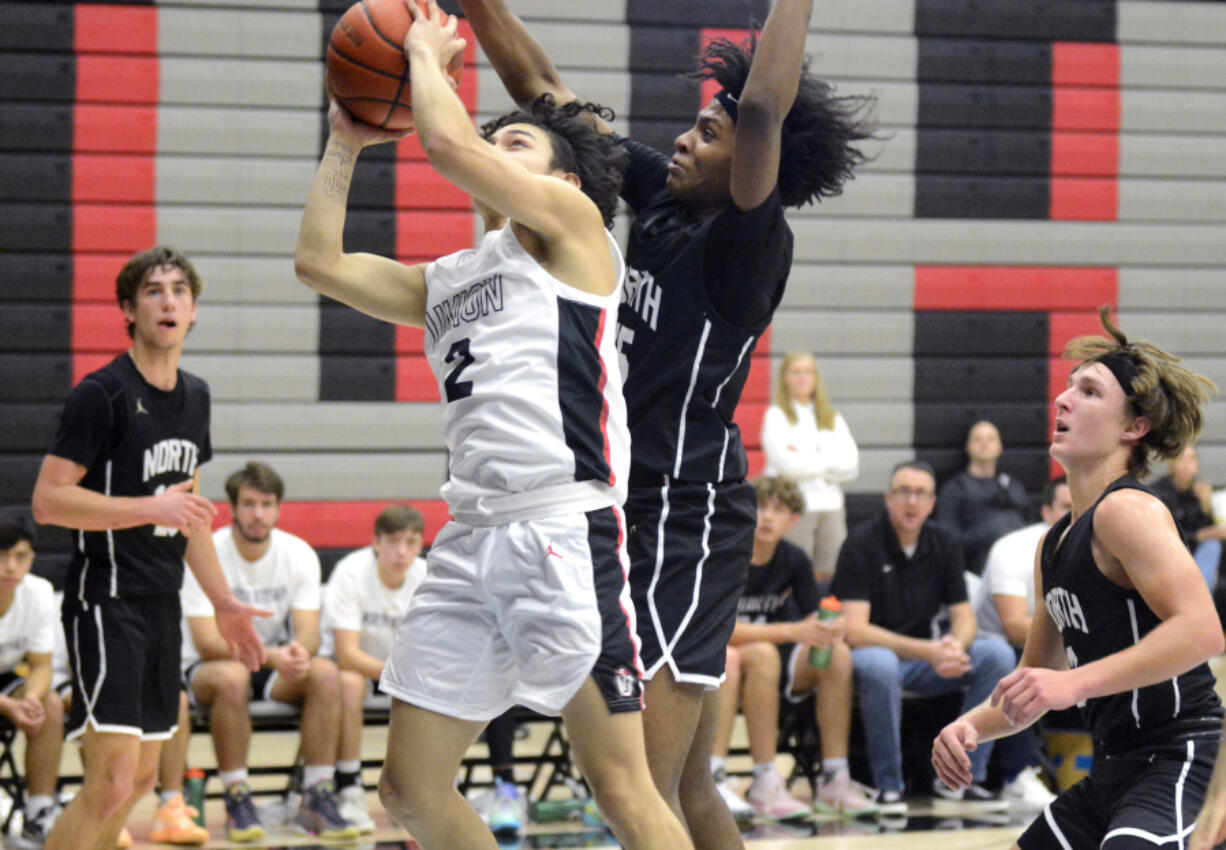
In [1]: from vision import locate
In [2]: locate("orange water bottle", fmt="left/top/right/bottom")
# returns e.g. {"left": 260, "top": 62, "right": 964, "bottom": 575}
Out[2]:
{"left": 808, "top": 596, "right": 843, "bottom": 668}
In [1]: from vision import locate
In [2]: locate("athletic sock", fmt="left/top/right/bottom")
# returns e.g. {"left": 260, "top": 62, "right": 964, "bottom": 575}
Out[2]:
{"left": 821, "top": 758, "right": 848, "bottom": 781}
{"left": 710, "top": 756, "right": 726, "bottom": 776}
{"left": 752, "top": 762, "right": 776, "bottom": 780}
{"left": 26, "top": 795, "right": 54, "bottom": 818}
{"left": 219, "top": 768, "right": 248, "bottom": 788}
{"left": 336, "top": 760, "right": 362, "bottom": 790}
{"left": 160, "top": 790, "right": 183, "bottom": 806}
{"left": 302, "top": 764, "right": 336, "bottom": 789}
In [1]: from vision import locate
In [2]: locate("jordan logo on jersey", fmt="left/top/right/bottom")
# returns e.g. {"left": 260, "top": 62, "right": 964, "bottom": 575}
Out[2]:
{"left": 623, "top": 267, "right": 661, "bottom": 332}
{"left": 424, "top": 274, "right": 505, "bottom": 347}
{"left": 1045, "top": 586, "right": 1090, "bottom": 634}
{"left": 545, "top": 543, "right": 563, "bottom": 559}
{"left": 135, "top": 398, "right": 148, "bottom": 415}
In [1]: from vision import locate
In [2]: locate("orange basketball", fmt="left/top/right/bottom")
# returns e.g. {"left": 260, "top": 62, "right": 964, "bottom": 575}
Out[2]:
{"left": 326, "top": 0, "right": 464, "bottom": 130}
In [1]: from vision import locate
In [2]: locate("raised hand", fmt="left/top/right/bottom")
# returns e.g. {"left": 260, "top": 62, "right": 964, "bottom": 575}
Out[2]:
{"left": 405, "top": 0, "right": 467, "bottom": 83}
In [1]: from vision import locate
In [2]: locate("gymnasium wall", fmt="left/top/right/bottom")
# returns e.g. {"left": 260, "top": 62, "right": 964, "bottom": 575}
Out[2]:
{"left": 2, "top": 0, "right": 1224, "bottom": 581}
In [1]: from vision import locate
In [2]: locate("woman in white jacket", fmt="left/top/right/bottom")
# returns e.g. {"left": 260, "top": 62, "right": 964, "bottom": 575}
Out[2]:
{"left": 761, "top": 352, "right": 859, "bottom": 580}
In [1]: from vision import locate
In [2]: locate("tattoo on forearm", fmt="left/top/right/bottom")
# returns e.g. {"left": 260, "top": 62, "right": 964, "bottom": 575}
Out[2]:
{"left": 323, "top": 143, "right": 357, "bottom": 169}
{"left": 322, "top": 171, "right": 351, "bottom": 199}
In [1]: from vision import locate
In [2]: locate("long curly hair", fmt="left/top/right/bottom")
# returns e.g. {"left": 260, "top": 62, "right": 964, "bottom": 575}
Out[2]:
{"left": 693, "top": 34, "right": 877, "bottom": 208}
{"left": 1065, "top": 306, "right": 1216, "bottom": 477}
{"left": 480, "top": 95, "right": 627, "bottom": 228}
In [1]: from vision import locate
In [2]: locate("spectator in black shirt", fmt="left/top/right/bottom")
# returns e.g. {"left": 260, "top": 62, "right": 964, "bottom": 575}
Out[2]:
{"left": 937, "top": 420, "right": 1031, "bottom": 575}
{"left": 834, "top": 460, "right": 1013, "bottom": 811}
{"left": 1151, "top": 444, "right": 1225, "bottom": 589}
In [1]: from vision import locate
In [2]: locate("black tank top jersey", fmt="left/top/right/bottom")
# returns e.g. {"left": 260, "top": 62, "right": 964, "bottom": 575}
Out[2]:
{"left": 1040, "top": 475, "right": 1223, "bottom": 755}
{"left": 616, "top": 137, "right": 792, "bottom": 484}
{"left": 49, "top": 353, "right": 213, "bottom": 603}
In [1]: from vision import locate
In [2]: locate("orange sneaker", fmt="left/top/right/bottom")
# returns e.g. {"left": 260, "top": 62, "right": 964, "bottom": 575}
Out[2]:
{"left": 116, "top": 827, "right": 133, "bottom": 848}
{"left": 149, "top": 793, "right": 210, "bottom": 845}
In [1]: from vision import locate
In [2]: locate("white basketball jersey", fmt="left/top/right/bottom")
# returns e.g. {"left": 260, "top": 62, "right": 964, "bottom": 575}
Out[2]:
{"left": 424, "top": 225, "right": 629, "bottom": 524}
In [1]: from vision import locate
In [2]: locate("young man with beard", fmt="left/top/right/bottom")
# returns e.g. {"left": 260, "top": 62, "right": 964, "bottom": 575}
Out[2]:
{"left": 181, "top": 461, "right": 355, "bottom": 841}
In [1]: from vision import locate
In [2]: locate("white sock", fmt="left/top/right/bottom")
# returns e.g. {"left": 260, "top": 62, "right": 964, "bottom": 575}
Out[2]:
{"left": 26, "top": 795, "right": 54, "bottom": 817}
{"left": 710, "top": 756, "right": 726, "bottom": 774}
{"left": 302, "top": 764, "right": 335, "bottom": 789}
{"left": 752, "top": 762, "right": 776, "bottom": 780}
{"left": 822, "top": 758, "right": 847, "bottom": 780}
{"left": 160, "top": 790, "right": 182, "bottom": 806}
{"left": 336, "top": 759, "right": 361, "bottom": 775}
{"left": 219, "top": 769, "right": 248, "bottom": 788}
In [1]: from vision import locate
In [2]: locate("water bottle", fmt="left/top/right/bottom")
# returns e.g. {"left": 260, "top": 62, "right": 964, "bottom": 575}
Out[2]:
{"left": 808, "top": 596, "right": 843, "bottom": 668}
{"left": 183, "top": 768, "right": 206, "bottom": 827}
{"left": 528, "top": 798, "right": 585, "bottom": 822}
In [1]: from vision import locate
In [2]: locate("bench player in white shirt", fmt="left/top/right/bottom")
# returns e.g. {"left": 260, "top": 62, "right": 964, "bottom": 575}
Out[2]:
{"left": 0, "top": 514, "right": 63, "bottom": 848}
{"left": 294, "top": 4, "right": 693, "bottom": 849}
{"left": 181, "top": 461, "right": 355, "bottom": 841}
{"left": 321, "top": 504, "right": 427, "bottom": 832}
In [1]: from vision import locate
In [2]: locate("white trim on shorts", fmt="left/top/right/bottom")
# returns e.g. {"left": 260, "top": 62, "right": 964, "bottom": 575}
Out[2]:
{"left": 1101, "top": 740, "right": 1197, "bottom": 848}
{"left": 641, "top": 477, "right": 724, "bottom": 690}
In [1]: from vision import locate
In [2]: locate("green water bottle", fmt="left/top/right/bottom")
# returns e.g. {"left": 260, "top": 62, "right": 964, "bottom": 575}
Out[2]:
{"left": 529, "top": 797, "right": 586, "bottom": 822}
{"left": 183, "top": 768, "right": 206, "bottom": 827}
{"left": 808, "top": 596, "right": 843, "bottom": 668}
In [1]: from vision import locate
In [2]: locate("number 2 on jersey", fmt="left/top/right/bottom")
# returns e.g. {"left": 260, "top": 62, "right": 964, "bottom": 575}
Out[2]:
{"left": 444, "top": 338, "right": 475, "bottom": 402}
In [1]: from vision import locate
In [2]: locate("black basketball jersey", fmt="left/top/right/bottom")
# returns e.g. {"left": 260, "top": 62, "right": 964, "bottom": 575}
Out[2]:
{"left": 49, "top": 353, "right": 213, "bottom": 603}
{"left": 616, "top": 138, "right": 792, "bottom": 484}
{"left": 738, "top": 540, "right": 818, "bottom": 625}
{"left": 1040, "top": 475, "right": 1223, "bottom": 754}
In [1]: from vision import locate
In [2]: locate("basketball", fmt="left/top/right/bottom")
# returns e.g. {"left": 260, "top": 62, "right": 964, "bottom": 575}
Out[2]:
{"left": 326, "top": 0, "right": 464, "bottom": 130}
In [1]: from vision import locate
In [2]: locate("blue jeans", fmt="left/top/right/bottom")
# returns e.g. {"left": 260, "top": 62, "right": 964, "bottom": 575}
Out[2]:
{"left": 1195, "top": 539, "right": 1221, "bottom": 590}
{"left": 852, "top": 637, "right": 1015, "bottom": 793}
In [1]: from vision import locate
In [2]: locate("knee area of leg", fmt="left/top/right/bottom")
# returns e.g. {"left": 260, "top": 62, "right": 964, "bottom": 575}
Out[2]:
{"left": 217, "top": 668, "right": 251, "bottom": 704}
{"left": 42, "top": 690, "right": 65, "bottom": 719}
{"left": 378, "top": 772, "right": 426, "bottom": 822}
{"left": 741, "top": 642, "right": 781, "bottom": 673}
{"left": 308, "top": 658, "right": 340, "bottom": 692}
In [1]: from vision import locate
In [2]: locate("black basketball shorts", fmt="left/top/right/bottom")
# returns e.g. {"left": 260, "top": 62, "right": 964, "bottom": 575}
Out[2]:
{"left": 63, "top": 593, "right": 182, "bottom": 742}
{"left": 1019, "top": 737, "right": 1224, "bottom": 849}
{"left": 625, "top": 477, "right": 755, "bottom": 689}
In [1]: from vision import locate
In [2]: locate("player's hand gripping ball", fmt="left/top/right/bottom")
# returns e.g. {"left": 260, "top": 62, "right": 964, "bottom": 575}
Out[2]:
{"left": 326, "top": 0, "right": 465, "bottom": 130}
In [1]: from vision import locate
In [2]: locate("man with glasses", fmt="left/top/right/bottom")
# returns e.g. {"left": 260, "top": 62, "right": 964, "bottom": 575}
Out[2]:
{"left": 832, "top": 461, "right": 1013, "bottom": 813}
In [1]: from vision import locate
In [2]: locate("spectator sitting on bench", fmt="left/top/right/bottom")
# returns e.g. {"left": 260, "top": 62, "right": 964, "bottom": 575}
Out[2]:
{"left": 711, "top": 478, "right": 877, "bottom": 822}
{"left": 322, "top": 504, "right": 428, "bottom": 834}
{"left": 970, "top": 478, "right": 1072, "bottom": 811}
{"left": 936, "top": 420, "right": 1031, "bottom": 576}
{"left": 1150, "top": 444, "right": 1226, "bottom": 590}
{"left": 181, "top": 461, "right": 356, "bottom": 842}
{"left": 0, "top": 512, "right": 63, "bottom": 848}
{"left": 834, "top": 460, "right": 1014, "bottom": 812}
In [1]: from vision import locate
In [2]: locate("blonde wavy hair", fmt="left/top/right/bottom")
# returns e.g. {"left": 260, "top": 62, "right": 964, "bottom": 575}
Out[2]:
{"left": 774, "top": 351, "right": 836, "bottom": 430}
{"left": 1064, "top": 307, "right": 1216, "bottom": 477}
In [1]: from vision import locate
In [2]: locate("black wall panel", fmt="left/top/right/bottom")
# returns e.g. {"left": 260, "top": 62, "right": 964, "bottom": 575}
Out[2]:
{"left": 914, "top": 358, "right": 1048, "bottom": 402}
{"left": 915, "top": 129, "right": 1050, "bottom": 177}
{"left": 0, "top": 254, "right": 74, "bottom": 302}
{"left": 914, "top": 313, "right": 1048, "bottom": 356}
{"left": 915, "top": 0, "right": 1116, "bottom": 42}
{"left": 914, "top": 175, "right": 1049, "bottom": 219}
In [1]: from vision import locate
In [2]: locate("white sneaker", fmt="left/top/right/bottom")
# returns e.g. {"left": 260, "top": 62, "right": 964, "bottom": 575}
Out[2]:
{"left": 1002, "top": 766, "right": 1057, "bottom": 810}
{"left": 877, "top": 789, "right": 908, "bottom": 816}
{"left": 746, "top": 768, "right": 810, "bottom": 822}
{"left": 712, "top": 768, "right": 755, "bottom": 823}
{"left": 814, "top": 767, "right": 879, "bottom": 817}
{"left": 338, "top": 784, "right": 376, "bottom": 834}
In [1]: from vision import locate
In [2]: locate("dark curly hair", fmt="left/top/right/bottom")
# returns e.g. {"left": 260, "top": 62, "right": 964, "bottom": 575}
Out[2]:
{"left": 480, "top": 95, "right": 627, "bottom": 228}
{"left": 694, "top": 34, "right": 877, "bottom": 208}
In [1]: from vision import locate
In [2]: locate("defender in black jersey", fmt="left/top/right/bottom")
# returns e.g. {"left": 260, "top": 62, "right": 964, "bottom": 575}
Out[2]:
{"left": 31, "top": 246, "right": 268, "bottom": 850}
{"left": 461, "top": 1, "right": 875, "bottom": 842}
{"left": 932, "top": 309, "right": 1225, "bottom": 850}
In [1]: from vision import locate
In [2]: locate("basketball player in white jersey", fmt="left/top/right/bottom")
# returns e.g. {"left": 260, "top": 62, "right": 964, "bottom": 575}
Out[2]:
{"left": 933, "top": 309, "right": 1225, "bottom": 850}
{"left": 294, "top": 3, "right": 692, "bottom": 848}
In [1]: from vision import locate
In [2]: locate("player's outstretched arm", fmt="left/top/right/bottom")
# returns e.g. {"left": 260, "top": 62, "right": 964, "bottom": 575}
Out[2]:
{"left": 183, "top": 520, "right": 271, "bottom": 673}
{"left": 455, "top": 0, "right": 598, "bottom": 122}
{"left": 295, "top": 102, "right": 429, "bottom": 328}
{"left": 730, "top": 0, "right": 813, "bottom": 212}
{"left": 405, "top": 1, "right": 607, "bottom": 272}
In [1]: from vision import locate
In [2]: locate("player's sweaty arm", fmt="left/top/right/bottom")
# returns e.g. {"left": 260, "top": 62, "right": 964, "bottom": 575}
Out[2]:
{"left": 407, "top": 1, "right": 607, "bottom": 274}
{"left": 729, "top": 0, "right": 813, "bottom": 212}
{"left": 295, "top": 109, "right": 428, "bottom": 329}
